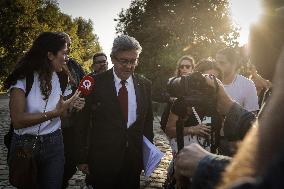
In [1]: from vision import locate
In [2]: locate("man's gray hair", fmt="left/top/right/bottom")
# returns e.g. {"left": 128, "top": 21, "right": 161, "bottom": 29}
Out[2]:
{"left": 110, "top": 35, "right": 142, "bottom": 57}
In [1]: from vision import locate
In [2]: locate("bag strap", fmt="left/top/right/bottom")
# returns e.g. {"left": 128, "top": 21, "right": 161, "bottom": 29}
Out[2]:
{"left": 25, "top": 71, "right": 70, "bottom": 97}
{"left": 25, "top": 73, "right": 34, "bottom": 97}
{"left": 56, "top": 71, "right": 68, "bottom": 95}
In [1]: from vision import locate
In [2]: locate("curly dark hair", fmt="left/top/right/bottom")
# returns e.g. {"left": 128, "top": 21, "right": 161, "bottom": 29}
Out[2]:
{"left": 194, "top": 58, "right": 224, "bottom": 81}
{"left": 4, "top": 32, "right": 67, "bottom": 99}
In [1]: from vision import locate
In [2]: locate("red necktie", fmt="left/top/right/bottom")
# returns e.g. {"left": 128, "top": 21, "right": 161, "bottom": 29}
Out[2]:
{"left": 118, "top": 80, "right": 128, "bottom": 123}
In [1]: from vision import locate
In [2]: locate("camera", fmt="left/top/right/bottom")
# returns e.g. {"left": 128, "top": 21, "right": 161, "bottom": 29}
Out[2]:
{"left": 167, "top": 72, "right": 222, "bottom": 153}
{"left": 167, "top": 72, "right": 218, "bottom": 118}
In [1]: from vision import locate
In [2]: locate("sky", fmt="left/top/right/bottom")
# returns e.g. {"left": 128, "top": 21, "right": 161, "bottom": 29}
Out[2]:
{"left": 229, "top": 0, "right": 262, "bottom": 45}
{"left": 58, "top": 0, "right": 132, "bottom": 59}
{"left": 58, "top": 0, "right": 263, "bottom": 56}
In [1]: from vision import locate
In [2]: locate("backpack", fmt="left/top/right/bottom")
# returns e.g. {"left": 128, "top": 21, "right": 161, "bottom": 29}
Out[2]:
{"left": 4, "top": 72, "right": 68, "bottom": 160}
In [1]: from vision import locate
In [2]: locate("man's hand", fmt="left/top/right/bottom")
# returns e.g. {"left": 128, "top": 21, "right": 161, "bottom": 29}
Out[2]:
{"left": 77, "top": 164, "right": 90, "bottom": 174}
{"left": 174, "top": 143, "right": 211, "bottom": 178}
{"left": 203, "top": 75, "right": 234, "bottom": 115}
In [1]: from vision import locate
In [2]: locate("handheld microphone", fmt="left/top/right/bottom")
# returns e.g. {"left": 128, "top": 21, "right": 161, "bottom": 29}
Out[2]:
{"left": 78, "top": 75, "right": 95, "bottom": 96}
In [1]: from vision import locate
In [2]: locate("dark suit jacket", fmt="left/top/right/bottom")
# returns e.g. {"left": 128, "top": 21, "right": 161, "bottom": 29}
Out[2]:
{"left": 77, "top": 68, "right": 154, "bottom": 178}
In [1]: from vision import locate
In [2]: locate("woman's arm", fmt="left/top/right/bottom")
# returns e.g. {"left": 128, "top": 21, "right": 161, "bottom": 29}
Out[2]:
{"left": 10, "top": 88, "right": 81, "bottom": 129}
{"left": 10, "top": 88, "right": 58, "bottom": 129}
{"left": 165, "top": 110, "right": 211, "bottom": 138}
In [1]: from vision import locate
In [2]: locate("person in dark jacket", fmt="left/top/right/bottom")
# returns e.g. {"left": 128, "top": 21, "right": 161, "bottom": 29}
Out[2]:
{"left": 77, "top": 35, "right": 154, "bottom": 189}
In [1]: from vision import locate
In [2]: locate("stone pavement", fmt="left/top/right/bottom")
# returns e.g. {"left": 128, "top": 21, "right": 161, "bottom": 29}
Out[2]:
{"left": 0, "top": 94, "right": 172, "bottom": 189}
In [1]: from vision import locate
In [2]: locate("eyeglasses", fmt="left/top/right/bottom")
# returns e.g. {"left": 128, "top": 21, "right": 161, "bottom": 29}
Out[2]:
{"left": 114, "top": 56, "right": 138, "bottom": 66}
{"left": 94, "top": 60, "right": 108, "bottom": 64}
{"left": 179, "top": 65, "right": 192, "bottom": 69}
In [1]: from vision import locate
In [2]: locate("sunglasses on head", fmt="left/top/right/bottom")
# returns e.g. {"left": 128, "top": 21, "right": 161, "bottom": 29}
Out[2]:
{"left": 179, "top": 65, "right": 191, "bottom": 69}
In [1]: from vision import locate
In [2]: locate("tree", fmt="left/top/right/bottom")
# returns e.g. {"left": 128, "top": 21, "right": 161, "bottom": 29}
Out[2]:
{"left": 0, "top": 0, "right": 43, "bottom": 87}
{"left": 0, "top": 0, "right": 102, "bottom": 90}
{"left": 74, "top": 17, "right": 102, "bottom": 72}
{"left": 115, "top": 0, "right": 239, "bottom": 99}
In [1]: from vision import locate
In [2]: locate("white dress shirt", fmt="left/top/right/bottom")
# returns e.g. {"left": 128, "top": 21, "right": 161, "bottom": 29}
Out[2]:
{"left": 113, "top": 69, "right": 137, "bottom": 128}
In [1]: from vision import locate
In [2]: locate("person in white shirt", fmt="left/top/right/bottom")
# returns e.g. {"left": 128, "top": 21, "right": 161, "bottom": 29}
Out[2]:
{"left": 216, "top": 48, "right": 259, "bottom": 112}
{"left": 4, "top": 32, "right": 82, "bottom": 189}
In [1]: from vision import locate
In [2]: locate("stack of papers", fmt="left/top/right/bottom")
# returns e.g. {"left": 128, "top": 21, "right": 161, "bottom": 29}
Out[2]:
{"left": 143, "top": 136, "right": 164, "bottom": 177}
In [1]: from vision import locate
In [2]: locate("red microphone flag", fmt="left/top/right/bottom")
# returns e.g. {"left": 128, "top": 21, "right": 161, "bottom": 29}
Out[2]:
{"left": 78, "top": 75, "right": 94, "bottom": 96}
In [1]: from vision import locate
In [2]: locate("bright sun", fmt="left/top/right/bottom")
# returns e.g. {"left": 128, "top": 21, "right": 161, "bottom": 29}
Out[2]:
{"left": 229, "top": 0, "right": 263, "bottom": 45}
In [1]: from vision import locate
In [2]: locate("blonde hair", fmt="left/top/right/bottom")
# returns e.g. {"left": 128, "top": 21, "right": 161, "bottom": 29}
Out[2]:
{"left": 175, "top": 55, "right": 195, "bottom": 76}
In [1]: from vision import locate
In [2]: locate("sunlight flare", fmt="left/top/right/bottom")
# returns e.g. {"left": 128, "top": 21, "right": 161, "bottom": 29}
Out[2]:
{"left": 230, "top": 0, "right": 263, "bottom": 45}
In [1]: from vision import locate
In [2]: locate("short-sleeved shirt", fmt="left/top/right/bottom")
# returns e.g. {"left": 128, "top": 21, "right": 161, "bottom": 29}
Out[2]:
{"left": 9, "top": 72, "right": 72, "bottom": 135}
{"left": 224, "top": 74, "right": 259, "bottom": 112}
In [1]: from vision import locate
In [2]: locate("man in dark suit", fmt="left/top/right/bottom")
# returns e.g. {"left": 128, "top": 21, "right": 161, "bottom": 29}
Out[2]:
{"left": 77, "top": 35, "right": 154, "bottom": 189}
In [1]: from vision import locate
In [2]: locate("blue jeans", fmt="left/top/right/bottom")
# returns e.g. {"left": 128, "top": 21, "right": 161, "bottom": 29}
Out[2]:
{"left": 9, "top": 129, "right": 65, "bottom": 189}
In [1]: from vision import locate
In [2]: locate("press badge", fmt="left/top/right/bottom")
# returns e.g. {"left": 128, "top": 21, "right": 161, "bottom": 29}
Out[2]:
{"left": 202, "top": 116, "right": 211, "bottom": 124}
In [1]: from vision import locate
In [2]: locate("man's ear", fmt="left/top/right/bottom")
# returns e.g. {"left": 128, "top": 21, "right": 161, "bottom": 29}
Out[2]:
{"left": 47, "top": 52, "right": 54, "bottom": 61}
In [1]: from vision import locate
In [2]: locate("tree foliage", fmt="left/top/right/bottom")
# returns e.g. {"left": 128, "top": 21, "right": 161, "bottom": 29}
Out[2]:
{"left": 115, "top": 0, "right": 240, "bottom": 98}
{"left": 0, "top": 0, "right": 101, "bottom": 90}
